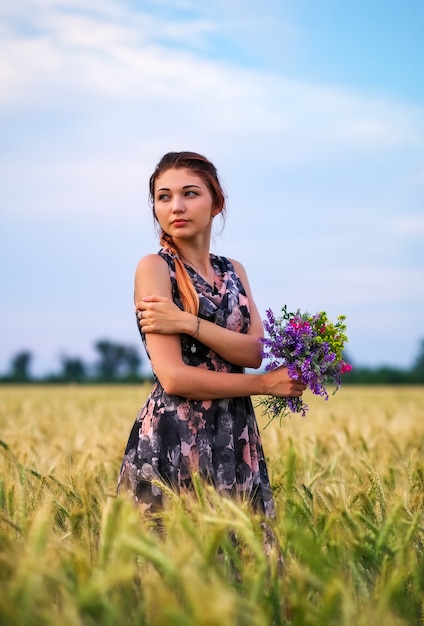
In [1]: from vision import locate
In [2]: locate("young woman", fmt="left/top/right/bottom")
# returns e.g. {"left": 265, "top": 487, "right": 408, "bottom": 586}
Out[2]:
{"left": 118, "top": 152, "right": 306, "bottom": 517}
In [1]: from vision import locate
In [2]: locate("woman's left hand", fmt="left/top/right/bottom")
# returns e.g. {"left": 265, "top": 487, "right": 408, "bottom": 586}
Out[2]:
{"left": 136, "top": 295, "right": 189, "bottom": 335}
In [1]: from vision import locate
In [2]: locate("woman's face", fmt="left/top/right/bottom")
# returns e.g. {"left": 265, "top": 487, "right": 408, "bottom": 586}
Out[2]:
{"left": 153, "top": 167, "right": 217, "bottom": 240}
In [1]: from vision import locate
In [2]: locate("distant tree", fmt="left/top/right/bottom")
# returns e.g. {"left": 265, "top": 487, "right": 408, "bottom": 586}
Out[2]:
{"left": 94, "top": 340, "right": 124, "bottom": 380}
{"left": 60, "top": 356, "right": 87, "bottom": 383}
{"left": 8, "top": 351, "right": 33, "bottom": 382}
{"left": 411, "top": 339, "right": 424, "bottom": 383}
{"left": 121, "top": 345, "right": 142, "bottom": 380}
{"left": 94, "top": 340, "right": 142, "bottom": 381}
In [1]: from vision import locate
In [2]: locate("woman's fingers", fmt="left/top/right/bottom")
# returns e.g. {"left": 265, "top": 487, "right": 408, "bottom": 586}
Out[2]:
{"left": 135, "top": 295, "right": 168, "bottom": 307}
{"left": 266, "top": 365, "right": 307, "bottom": 397}
{"left": 135, "top": 295, "right": 185, "bottom": 335}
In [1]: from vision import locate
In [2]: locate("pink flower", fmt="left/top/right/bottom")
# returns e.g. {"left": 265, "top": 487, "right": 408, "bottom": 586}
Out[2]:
{"left": 341, "top": 361, "right": 352, "bottom": 373}
{"left": 290, "top": 320, "right": 310, "bottom": 331}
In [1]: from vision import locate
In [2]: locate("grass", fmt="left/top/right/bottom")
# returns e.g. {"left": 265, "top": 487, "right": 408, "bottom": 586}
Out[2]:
{"left": 0, "top": 385, "right": 423, "bottom": 625}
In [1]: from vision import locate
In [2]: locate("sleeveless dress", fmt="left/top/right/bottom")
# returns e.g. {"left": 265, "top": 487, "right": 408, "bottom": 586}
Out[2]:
{"left": 118, "top": 249, "right": 275, "bottom": 518}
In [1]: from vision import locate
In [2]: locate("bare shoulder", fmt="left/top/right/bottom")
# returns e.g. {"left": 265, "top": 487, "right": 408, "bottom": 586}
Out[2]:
{"left": 134, "top": 253, "right": 171, "bottom": 299}
{"left": 135, "top": 253, "right": 168, "bottom": 273}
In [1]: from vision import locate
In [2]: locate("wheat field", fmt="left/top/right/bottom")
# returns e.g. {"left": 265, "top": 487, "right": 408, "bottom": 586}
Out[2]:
{"left": 0, "top": 385, "right": 423, "bottom": 625}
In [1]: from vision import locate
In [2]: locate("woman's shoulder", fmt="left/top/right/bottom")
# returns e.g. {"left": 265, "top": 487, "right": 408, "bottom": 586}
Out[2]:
{"left": 134, "top": 252, "right": 173, "bottom": 300}
{"left": 135, "top": 252, "right": 170, "bottom": 275}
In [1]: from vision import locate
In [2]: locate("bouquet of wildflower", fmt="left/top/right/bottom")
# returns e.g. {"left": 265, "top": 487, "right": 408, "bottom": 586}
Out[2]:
{"left": 259, "top": 305, "right": 352, "bottom": 425}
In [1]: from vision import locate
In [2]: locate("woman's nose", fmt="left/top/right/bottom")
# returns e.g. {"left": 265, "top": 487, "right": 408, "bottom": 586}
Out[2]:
{"left": 171, "top": 195, "right": 185, "bottom": 212}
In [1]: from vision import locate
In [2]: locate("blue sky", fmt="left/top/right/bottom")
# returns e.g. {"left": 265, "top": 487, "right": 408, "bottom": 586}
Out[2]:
{"left": 1, "top": 0, "right": 423, "bottom": 375}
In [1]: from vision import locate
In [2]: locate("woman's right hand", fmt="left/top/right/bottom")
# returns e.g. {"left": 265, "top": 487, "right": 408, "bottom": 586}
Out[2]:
{"left": 264, "top": 366, "right": 307, "bottom": 397}
{"left": 136, "top": 295, "right": 192, "bottom": 335}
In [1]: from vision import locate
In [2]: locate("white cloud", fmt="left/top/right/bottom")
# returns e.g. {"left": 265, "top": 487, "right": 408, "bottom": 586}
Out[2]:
{"left": 0, "top": 1, "right": 234, "bottom": 103}
{"left": 388, "top": 214, "right": 424, "bottom": 236}
{"left": 255, "top": 264, "right": 423, "bottom": 314}
{"left": 0, "top": 0, "right": 423, "bottom": 370}
{"left": 1, "top": 0, "right": 423, "bottom": 150}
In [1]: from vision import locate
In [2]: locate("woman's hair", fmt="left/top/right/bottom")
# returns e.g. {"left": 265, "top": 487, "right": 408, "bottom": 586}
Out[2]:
{"left": 149, "top": 152, "right": 226, "bottom": 315}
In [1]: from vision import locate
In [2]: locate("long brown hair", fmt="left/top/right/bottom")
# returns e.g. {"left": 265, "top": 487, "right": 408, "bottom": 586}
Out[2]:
{"left": 149, "top": 152, "right": 226, "bottom": 315}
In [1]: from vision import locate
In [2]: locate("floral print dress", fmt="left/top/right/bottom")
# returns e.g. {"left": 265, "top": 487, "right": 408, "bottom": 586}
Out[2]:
{"left": 118, "top": 248, "right": 275, "bottom": 518}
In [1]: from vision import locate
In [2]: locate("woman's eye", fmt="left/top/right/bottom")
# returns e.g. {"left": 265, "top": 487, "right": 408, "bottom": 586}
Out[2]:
{"left": 158, "top": 193, "right": 170, "bottom": 201}
{"left": 185, "top": 190, "right": 198, "bottom": 197}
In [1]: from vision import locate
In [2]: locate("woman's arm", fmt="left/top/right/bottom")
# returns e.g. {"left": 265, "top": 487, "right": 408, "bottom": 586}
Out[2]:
{"left": 152, "top": 343, "right": 304, "bottom": 400}
{"left": 135, "top": 255, "right": 306, "bottom": 400}
{"left": 136, "top": 258, "right": 264, "bottom": 369}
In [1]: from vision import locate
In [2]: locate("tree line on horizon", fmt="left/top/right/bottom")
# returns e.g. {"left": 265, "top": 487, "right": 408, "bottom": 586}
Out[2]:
{"left": 0, "top": 340, "right": 144, "bottom": 385}
{"left": 1, "top": 338, "right": 423, "bottom": 385}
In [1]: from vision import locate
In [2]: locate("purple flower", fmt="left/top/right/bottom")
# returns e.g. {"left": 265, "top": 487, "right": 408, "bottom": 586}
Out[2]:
{"left": 258, "top": 305, "right": 350, "bottom": 426}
